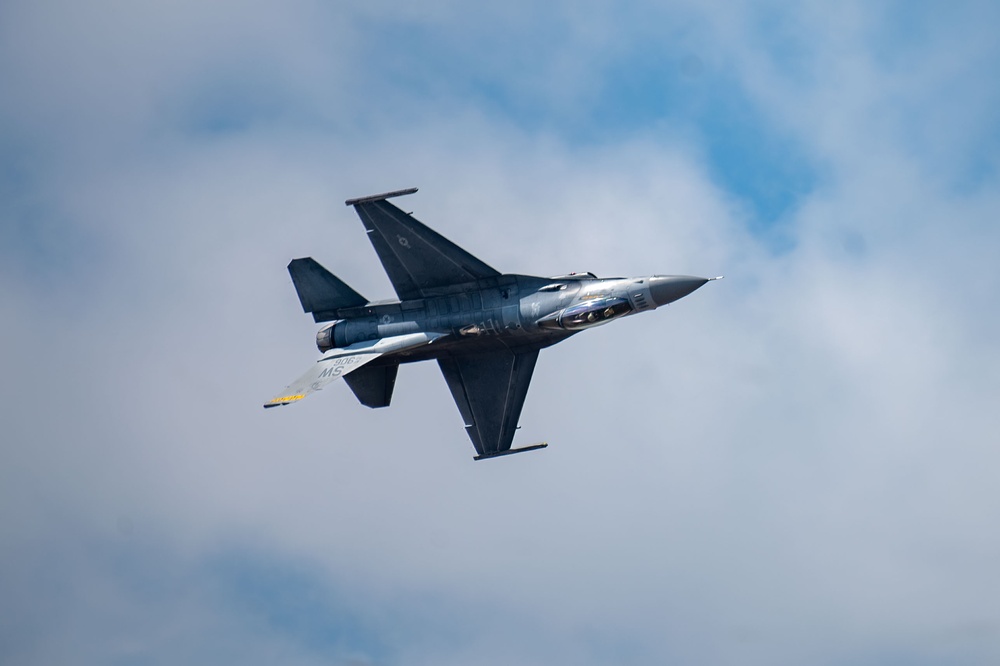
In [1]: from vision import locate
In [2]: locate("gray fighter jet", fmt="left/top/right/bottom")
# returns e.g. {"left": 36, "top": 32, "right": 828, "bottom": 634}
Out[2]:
{"left": 265, "top": 188, "right": 719, "bottom": 460}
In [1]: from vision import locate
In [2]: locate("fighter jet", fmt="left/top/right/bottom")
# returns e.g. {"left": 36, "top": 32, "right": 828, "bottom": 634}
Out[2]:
{"left": 265, "top": 188, "right": 719, "bottom": 460}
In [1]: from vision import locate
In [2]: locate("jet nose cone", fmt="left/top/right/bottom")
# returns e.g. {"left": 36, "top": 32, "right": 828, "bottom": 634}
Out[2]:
{"left": 647, "top": 275, "right": 710, "bottom": 306}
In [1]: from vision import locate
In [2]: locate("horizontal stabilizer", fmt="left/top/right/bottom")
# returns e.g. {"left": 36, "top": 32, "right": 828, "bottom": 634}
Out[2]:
{"left": 264, "top": 332, "right": 444, "bottom": 408}
{"left": 264, "top": 350, "right": 382, "bottom": 408}
{"left": 288, "top": 257, "right": 367, "bottom": 322}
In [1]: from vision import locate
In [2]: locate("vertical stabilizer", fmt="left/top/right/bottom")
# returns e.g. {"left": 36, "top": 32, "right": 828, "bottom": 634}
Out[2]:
{"left": 288, "top": 257, "right": 367, "bottom": 322}
{"left": 343, "top": 363, "right": 399, "bottom": 408}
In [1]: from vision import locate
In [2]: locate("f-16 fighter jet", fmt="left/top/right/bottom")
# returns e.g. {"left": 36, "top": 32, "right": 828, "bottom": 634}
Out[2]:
{"left": 265, "top": 188, "right": 719, "bottom": 460}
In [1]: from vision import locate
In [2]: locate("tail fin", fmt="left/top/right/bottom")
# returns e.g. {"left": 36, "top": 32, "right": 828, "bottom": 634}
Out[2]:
{"left": 343, "top": 362, "right": 399, "bottom": 408}
{"left": 288, "top": 257, "right": 367, "bottom": 322}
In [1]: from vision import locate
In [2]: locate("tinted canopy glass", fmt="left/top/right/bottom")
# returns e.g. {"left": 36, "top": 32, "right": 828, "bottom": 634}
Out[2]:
{"left": 553, "top": 297, "right": 633, "bottom": 330}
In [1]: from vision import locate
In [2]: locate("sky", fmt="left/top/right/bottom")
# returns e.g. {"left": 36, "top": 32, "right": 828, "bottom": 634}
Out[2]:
{"left": 2, "top": 1, "right": 1000, "bottom": 664}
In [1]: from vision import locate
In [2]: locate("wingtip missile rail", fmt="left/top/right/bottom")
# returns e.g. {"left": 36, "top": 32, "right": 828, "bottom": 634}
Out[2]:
{"left": 474, "top": 443, "right": 549, "bottom": 461}
{"left": 345, "top": 188, "right": 419, "bottom": 206}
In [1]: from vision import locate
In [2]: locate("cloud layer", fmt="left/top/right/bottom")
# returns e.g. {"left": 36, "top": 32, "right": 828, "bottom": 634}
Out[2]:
{"left": 2, "top": 2, "right": 999, "bottom": 664}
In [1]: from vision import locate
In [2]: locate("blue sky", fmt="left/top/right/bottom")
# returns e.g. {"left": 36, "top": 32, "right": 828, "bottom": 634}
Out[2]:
{"left": 2, "top": 2, "right": 1000, "bottom": 665}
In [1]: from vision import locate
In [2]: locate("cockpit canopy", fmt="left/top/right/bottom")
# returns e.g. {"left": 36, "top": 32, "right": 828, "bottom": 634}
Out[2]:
{"left": 538, "top": 297, "right": 634, "bottom": 331}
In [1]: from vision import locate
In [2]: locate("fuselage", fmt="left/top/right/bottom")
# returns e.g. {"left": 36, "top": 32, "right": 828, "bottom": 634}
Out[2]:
{"left": 316, "top": 273, "right": 708, "bottom": 363}
{"left": 267, "top": 186, "right": 718, "bottom": 457}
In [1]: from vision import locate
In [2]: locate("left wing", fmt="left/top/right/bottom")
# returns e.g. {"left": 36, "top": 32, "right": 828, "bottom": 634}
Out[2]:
{"left": 437, "top": 349, "right": 539, "bottom": 458}
{"left": 264, "top": 333, "right": 442, "bottom": 408}
{"left": 346, "top": 189, "right": 500, "bottom": 300}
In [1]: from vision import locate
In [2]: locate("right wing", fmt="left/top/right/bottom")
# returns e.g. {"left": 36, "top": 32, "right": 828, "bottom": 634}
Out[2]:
{"left": 264, "top": 332, "right": 442, "bottom": 408}
{"left": 346, "top": 189, "right": 500, "bottom": 300}
{"left": 437, "top": 348, "right": 539, "bottom": 457}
